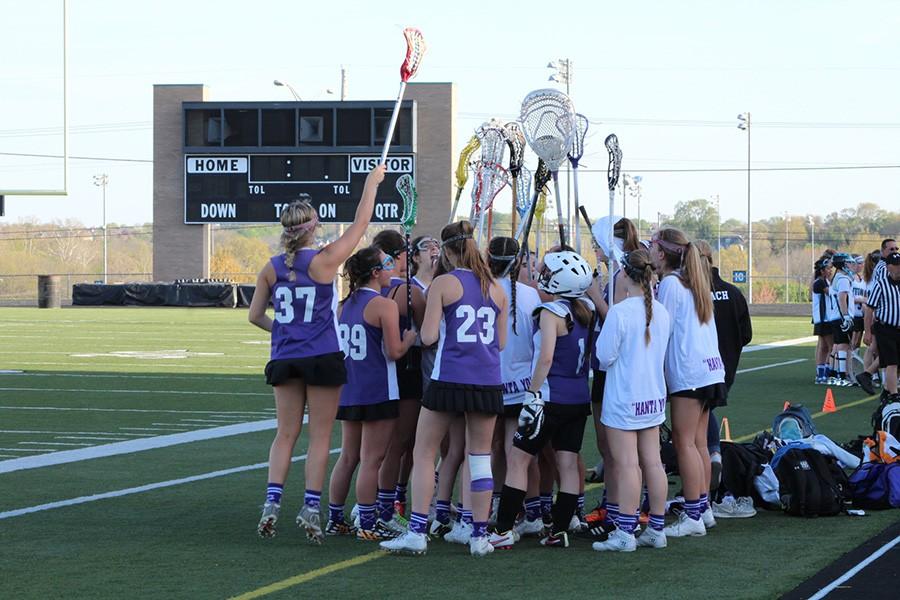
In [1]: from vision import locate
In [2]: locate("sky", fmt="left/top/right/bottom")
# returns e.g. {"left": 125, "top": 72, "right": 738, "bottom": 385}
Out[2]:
{"left": 2, "top": 0, "right": 900, "bottom": 229}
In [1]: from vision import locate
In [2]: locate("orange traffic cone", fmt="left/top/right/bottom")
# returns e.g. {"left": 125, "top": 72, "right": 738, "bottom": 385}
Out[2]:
{"left": 783, "top": 401, "right": 791, "bottom": 411}
{"left": 721, "top": 417, "right": 732, "bottom": 442}
{"left": 822, "top": 388, "right": 837, "bottom": 413}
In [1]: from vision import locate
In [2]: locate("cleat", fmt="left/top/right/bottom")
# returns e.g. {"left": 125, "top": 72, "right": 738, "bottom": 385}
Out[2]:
{"left": 584, "top": 506, "right": 608, "bottom": 524}
{"left": 257, "top": 502, "right": 280, "bottom": 539}
{"left": 577, "top": 520, "right": 616, "bottom": 541}
{"left": 639, "top": 512, "right": 650, "bottom": 526}
{"left": 296, "top": 504, "right": 324, "bottom": 544}
{"left": 443, "top": 520, "right": 473, "bottom": 545}
{"left": 663, "top": 511, "right": 706, "bottom": 538}
{"left": 636, "top": 527, "right": 667, "bottom": 549}
{"left": 378, "top": 517, "right": 406, "bottom": 537}
{"left": 701, "top": 507, "right": 716, "bottom": 529}
{"left": 539, "top": 531, "right": 569, "bottom": 548}
{"left": 324, "top": 519, "right": 356, "bottom": 536}
{"left": 357, "top": 520, "right": 400, "bottom": 541}
{"left": 469, "top": 535, "right": 495, "bottom": 557}
{"left": 394, "top": 500, "right": 406, "bottom": 518}
{"left": 488, "top": 529, "right": 519, "bottom": 549}
{"left": 429, "top": 519, "right": 453, "bottom": 538}
{"left": 380, "top": 530, "right": 427, "bottom": 555}
{"left": 513, "top": 517, "right": 545, "bottom": 538}
{"left": 856, "top": 372, "right": 876, "bottom": 395}
{"left": 592, "top": 527, "right": 637, "bottom": 552}
{"left": 712, "top": 495, "right": 757, "bottom": 519}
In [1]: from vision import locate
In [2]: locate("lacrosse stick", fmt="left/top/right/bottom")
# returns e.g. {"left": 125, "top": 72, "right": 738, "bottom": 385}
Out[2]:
{"left": 512, "top": 164, "right": 532, "bottom": 237}
{"left": 519, "top": 89, "right": 577, "bottom": 248}
{"left": 503, "top": 159, "right": 551, "bottom": 279}
{"left": 568, "top": 114, "right": 589, "bottom": 254}
{"left": 471, "top": 162, "right": 510, "bottom": 247}
{"left": 534, "top": 189, "right": 548, "bottom": 261}
{"left": 605, "top": 133, "right": 623, "bottom": 304}
{"left": 396, "top": 175, "right": 418, "bottom": 360}
{"left": 380, "top": 28, "right": 426, "bottom": 165}
{"left": 448, "top": 135, "right": 480, "bottom": 223}
{"left": 504, "top": 121, "right": 527, "bottom": 232}
{"left": 476, "top": 121, "right": 508, "bottom": 243}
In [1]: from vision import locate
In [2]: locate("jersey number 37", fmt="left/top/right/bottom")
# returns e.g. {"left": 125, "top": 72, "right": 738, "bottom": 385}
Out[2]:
{"left": 273, "top": 286, "right": 316, "bottom": 324}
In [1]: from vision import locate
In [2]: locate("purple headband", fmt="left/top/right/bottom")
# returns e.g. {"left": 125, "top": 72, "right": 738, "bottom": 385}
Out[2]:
{"left": 284, "top": 213, "right": 318, "bottom": 234}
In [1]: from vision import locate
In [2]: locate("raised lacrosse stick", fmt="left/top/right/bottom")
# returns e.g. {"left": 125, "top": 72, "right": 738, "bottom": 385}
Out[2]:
{"left": 519, "top": 89, "right": 577, "bottom": 248}
{"left": 504, "top": 121, "right": 526, "bottom": 232}
{"left": 396, "top": 174, "right": 418, "bottom": 356}
{"left": 476, "top": 121, "right": 508, "bottom": 243}
{"left": 472, "top": 161, "right": 510, "bottom": 247}
{"left": 512, "top": 164, "right": 532, "bottom": 237}
{"left": 380, "top": 28, "right": 426, "bottom": 165}
{"left": 605, "top": 133, "right": 623, "bottom": 304}
{"left": 468, "top": 160, "right": 483, "bottom": 222}
{"left": 568, "top": 114, "right": 589, "bottom": 254}
{"left": 448, "top": 134, "right": 480, "bottom": 223}
{"left": 534, "top": 189, "right": 548, "bottom": 262}
{"left": 503, "top": 158, "right": 551, "bottom": 279}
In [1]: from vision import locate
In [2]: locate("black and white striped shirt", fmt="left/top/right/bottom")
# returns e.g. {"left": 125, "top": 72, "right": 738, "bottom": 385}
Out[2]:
{"left": 867, "top": 274, "right": 900, "bottom": 328}
{"left": 873, "top": 260, "right": 886, "bottom": 283}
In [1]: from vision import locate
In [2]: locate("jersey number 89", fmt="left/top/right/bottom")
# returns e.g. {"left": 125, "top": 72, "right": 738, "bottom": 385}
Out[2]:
{"left": 455, "top": 305, "right": 495, "bottom": 344}
{"left": 338, "top": 324, "right": 367, "bottom": 360}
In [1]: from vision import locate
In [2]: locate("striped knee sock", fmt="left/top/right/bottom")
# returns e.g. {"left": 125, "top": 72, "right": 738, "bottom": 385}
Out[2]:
{"left": 606, "top": 502, "right": 620, "bottom": 525}
{"left": 265, "top": 483, "right": 283, "bottom": 504}
{"left": 616, "top": 512, "right": 637, "bottom": 534}
{"left": 649, "top": 514, "right": 665, "bottom": 532}
{"left": 358, "top": 503, "right": 377, "bottom": 531}
{"left": 435, "top": 500, "right": 451, "bottom": 525}
{"left": 304, "top": 489, "right": 321, "bottom": 510}
{"left": 377, "top": 488, "right": 395, "bottom": 521}
{"left": 408, "top": 511, "right": 429, "bottom": 535}
{"left": 328, "top": 502, "right": 344, "bottom": 524}
{"left": 685, "top": 498, "right": 701, "bottom": 521}
{"left": 524, "top": 496, "right": 542, "bottom": 521}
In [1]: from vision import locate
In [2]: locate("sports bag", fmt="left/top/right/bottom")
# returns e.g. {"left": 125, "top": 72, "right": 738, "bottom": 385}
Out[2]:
{"left": 848, "top": 462, "right": 900, "bottom": 509}
{"left": 774, "top": 448, "right": 848, "bottom": 517}
{"left": 773, "top": 404, "right": 817, "bottom": 441}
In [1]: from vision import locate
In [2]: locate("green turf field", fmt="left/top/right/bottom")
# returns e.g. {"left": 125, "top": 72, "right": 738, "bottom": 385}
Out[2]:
{"left": 0, "top": 309, "right": 896, "bottom": 599}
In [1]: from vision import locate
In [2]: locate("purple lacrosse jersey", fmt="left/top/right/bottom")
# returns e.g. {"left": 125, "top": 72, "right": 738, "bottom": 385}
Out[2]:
{"left": 338, "top": 288, "right": 399, "bottom": 406}
{"left": 430, "top": 269, "right": 501, "bottom": 386}
{"left": 534, "top": 299, "right": 591, "bottom": 405}
{"left": 269, "top": 250, "right": 340, "bottom": 360}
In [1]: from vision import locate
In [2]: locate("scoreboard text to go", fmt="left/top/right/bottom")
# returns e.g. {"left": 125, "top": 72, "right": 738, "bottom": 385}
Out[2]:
{"left": 184, "top": 154, "right": 415, "bottom": 224}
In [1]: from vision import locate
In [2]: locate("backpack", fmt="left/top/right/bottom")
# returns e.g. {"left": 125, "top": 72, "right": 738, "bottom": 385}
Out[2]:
{"left": 871, "top": 399, "right": 900, "bottom": 439}
{"left": 848, "top": 462, "right": 900, "bottom": 509}
{"left": 773, "top": 448, "right": 849, "bottom": 517}
{"left": 773, "top": 405, "right": 817, "bottom": 440}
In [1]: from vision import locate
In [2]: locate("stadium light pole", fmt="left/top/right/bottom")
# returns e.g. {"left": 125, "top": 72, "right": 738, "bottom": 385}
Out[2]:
{"left": 92, "top": 174, "right": 109, "bottom": 284}
{"left": 785, "top": 212, "right": 790, "bottom": 303}
{"left": 737, "top": 112, "right": 752, "bottom": 303}
{"left": 808, "top": 215, "right": 815, "bottom": 272}
{"left": 273, "top": 80, "right": 301, "bottom": 100}
{"left": 549, "top": 59, "right": 573, "bottom": 239}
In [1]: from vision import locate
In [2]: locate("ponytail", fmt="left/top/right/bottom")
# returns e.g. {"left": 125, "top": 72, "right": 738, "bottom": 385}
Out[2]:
{"left": 488, "top": 237, "right": 520, "bottom": 334}
{"left": 623, "top": 249, "right": 656, "bottom": 345}
{"left": 280, "top": 200, "right": 318, "bottom": 282}
{"left": 441, "top": 221, "right": 493, "bottom": 297}
{"left": 571, "top": 298, "right": 593, "bottom": 328}
{"left": 341, "top": 246, "right": 382, "bottom": 304}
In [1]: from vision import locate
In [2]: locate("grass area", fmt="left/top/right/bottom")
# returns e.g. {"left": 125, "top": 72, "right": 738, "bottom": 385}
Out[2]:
{"left": 0, "top": 308, "right": 896, "bottom": 599}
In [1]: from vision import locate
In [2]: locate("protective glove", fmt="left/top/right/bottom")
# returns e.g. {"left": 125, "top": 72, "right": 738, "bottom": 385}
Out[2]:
{"left": 840, "top": 314, "right": 854, "bottom": 333}
{"left": 517, "top": 390, "right": 545, "bottom": 441}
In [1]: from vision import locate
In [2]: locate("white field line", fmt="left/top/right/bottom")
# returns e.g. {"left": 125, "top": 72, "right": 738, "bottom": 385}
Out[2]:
{"left": 180, "top": 419, "right": 249, "bottom": 424}
{"left": 0, "top": 455, "right": 17, "bottom": 458}
{"left": 0, "top": 447, "right": 339, "bottom": 520}
{"left": 0, "top": 448, "right": 59, "bottom": 453}
{"left": 119, "top": 427, "right": 188, "bottom": 432}
{"left": 0, "top": 429, "right": 156, "bottom": 436}
{"left": 735, "top": 359, "right": 806, "bottom": 375}
{"left": 808, "top": 535, "right": 900, "bottom": 600}
{"left": 151, "top": 422, "right": 198, "bottom": 426}
{"left": 0, "top": 407, "right": 272, "bottom": 415}
{"left": 743, "top": 336, "right": 817, "bottom": 353}
{"left": 55, "top": 436, "right": 129, "bottom": 442}
{"left": 0, "top": 418, "right": 281, "bottom": 474}
{"left": 0, "top": 387, "right": 270, "bottom": 397}
{"left": 19, "top": 442, "right": 92, "bottom": 447}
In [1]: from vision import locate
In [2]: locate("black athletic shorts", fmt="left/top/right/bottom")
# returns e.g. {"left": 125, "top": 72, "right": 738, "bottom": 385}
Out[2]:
{"left": 831, "top": 320, "right": 851, "bottom": 345}
{"left": 853, "top": 316, "right": 865, "bottom": 333}
{"left": 591, "top": 369, "right": 606, "bottom": 405}
{"left": 874, "top": 322, "right": 900, "bottom": 368}
{"left": 671, "top": 382, "right": 728, "bottom": 411}
{"left": 813, "top": 322, "right": 830, "bottom": 337}
{"left": 265, "top": 352, "right": 347, "bottom": 387}
{"left": 396, "top": 347, "right": 423, "bottom": 399}
{"left": 513, "top": 402, "right": 591, "bottom": 455}
{"left": 336, "top": 399, "right": 399, "bottom": 422}
{"left": 503, "top": 403, "right": 524, "bottom": 420}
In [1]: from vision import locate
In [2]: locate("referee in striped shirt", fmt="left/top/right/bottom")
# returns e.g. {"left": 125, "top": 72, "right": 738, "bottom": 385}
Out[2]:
{"left": 865, "top": 250, "right": 900, "bottom": 400}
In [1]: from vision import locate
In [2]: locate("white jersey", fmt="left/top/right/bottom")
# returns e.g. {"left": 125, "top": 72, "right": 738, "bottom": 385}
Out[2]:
{"left": 828, "top": 271, "right": 852, "bottom": 320}
{"left": 656, "top": 272, "right": 725, "bottom": 393}
{"left": 499, "top": 278, "right": 540, "bottom": 405}
{"left": 850, "top": 275, "right": 867, "bottom": 318}
{"left": 595, "top": 297, "right": 670, "bottom": 430}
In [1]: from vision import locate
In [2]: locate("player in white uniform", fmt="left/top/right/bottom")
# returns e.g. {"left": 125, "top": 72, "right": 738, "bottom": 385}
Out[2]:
{"left": 828, "top": 253, "right": 855, "bottom": 386}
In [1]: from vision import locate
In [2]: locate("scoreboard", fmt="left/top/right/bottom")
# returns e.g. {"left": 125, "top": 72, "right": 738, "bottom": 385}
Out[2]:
{"left": 184, "top": 153, "right": 415, "bottom": 224}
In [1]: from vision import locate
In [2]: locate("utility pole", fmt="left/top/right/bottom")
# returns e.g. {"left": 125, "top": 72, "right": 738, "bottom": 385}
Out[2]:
{"left": 737, "top": 112, "right": 752, "bottom": 303}
{"left": 92, "top": 174, "right": 109, "bottom": 284}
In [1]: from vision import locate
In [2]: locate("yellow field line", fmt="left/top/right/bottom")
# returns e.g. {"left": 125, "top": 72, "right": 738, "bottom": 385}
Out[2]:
{"left": 229, "top": 550, "right": 385, "bottom": 599}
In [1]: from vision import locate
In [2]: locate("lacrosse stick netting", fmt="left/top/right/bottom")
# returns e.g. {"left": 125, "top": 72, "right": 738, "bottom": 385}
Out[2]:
{"left": 380, "top": 28, "right": 426, "bottom": 164}
{"left": 605, "top": 133, "right": 623, "bottom": 306}
{"left": 513, "top": 164, "right": 532, "bottom": 236}
{"left": 449, "top": 135, "right": 481, "bottom": 223}
{"left": 504, "top": 121, "right": 527, "bottom": 231}
{"left": 568, "top": 114, "right": 589, "bottom": 253}
{"left": 476, "top": 121, "right": 508, "bottom": 242}
{"left": 519, "top": 89, "right": 576, "bottom": 247}
{"left": 396, "top": 174, "right": 418, "bottom": 344}
{"left": 503, "top": 158, "right": 551, "bottom": 278}
{"left": 471, "top": 162, "right": 510, "bottom": 247}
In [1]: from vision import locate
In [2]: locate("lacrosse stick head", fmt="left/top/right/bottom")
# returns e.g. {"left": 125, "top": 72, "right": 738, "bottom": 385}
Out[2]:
{"left": 515, "top": 164, "right": 532, "bottom": 218}
{"left": 456, "top": 135, "right": 481, "bottom": 189}
{"left": 519, "top": 89, "right": 577, "bottom": 172}
{"left": 396, "top": 174, "right": 418, "bottom": 232}
{"left": 533, "top": 158, "right": 552, "bottom": 194}
{"left": 503, "top": 121, "right": 526, "bottom": 176}
{"left": 477, "top": 121, "right": 507, "bottom": 167}
{"left": 534, "top": 190, "right": 548, "bottom": 225}
{"left": 400, "top": 28, "right": 427, "bottom": 82}
{"left": 568, "top": 114, "right": 589, "bottom": 167}
{"left": 470, "top": 161, "right": 509, "bottom": 218}
{"left": 605, "top": 133, "right": 623, "bottom": 191}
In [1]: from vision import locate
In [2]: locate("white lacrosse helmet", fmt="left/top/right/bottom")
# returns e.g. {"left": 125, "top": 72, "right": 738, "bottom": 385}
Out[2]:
{"left": 538, "top": 250, "right": 593, "bottom": 298}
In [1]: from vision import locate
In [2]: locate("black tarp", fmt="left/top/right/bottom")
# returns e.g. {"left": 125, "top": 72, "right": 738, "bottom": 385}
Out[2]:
{"left": 73, "top": 283, "right": 237, "bottom": 307}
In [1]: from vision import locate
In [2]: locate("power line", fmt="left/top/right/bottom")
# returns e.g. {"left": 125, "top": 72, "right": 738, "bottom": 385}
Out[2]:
{"left": 0, "top": 151, "right": 151, "bottom": 164}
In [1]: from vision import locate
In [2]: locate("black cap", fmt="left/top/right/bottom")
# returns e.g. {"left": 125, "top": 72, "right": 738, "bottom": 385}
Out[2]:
{"left": 886, "top": 252, "right": 900, "bottom": 266}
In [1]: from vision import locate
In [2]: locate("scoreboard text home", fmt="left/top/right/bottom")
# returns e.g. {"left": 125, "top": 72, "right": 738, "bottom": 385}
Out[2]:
{"left": 183, "top": 101, "right": 416, "bottom": 224}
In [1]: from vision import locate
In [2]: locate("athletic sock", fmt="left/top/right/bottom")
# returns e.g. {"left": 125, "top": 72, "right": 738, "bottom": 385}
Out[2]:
{"left": 685, "top": 498, "right": 701, "bottom": 521}
{"left": 540, "top": 491, "right": 553, "bottom": 518}
{"left": 837, "top": 351, "right": 847, "bottom": 378}
{"left": 328, "top": 502, "right": 344, "bottom": 524}
{"left": 454, "top": 502, "right": 464, "bottom": 522}
{"left": 605, "top": 502, "right": 620, "bottom": 525}
{"left": 395, "top": 483, "right": 408, "bottom": 504}
{"left": 377, "top": 488, "right": 395, "bottom": 521}
{"left": 472, "top": 521, "right": 487, "bottom": 538}
{"left": 359, "top": 503, "right": 377, "bottom": 531}
{"left": 550, "top": 492, "right": 578, "bottom": 535}
{"left": 461, "top": 508, "right": 473, "bottom": 526}
{"left": 699, "top": 493, "right": 709, "bottom": 510}
{"left": 649, "top": 514, "right": 665, "bottom": 532}
{"left": 266, "top": 483, "right": 283, "bottom": 505}
{"left": 497, "top": 485, "right": 527, "bottom": 532}
{"left": 303, "top": 489, "right": 321, "bottom": 510}
{"left": 435, "top": 500, "right": 451, "bottom": 525}
{"left": 408, "top": 511, "right": 429, "bottom": 535}
{"left": 616, "top": 512, "right": 637, "bottom": 534}
{"left": 577, "top": 493, "right": 585, "bottom": 514}
{"left": 524, "top": 496, "right": 542, "bottom": 522}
